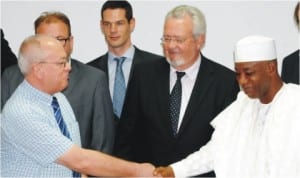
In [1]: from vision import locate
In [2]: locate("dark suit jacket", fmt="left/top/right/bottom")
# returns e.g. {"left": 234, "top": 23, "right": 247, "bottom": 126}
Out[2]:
{"left": 1, "top": 59, "right": 115, "bottom": 153}
{"left": 281, "top": 49, "right": 299, "bottom": 84}
{"left": 1, "top": 29, "right": 17, "bottom": 74}
{"left": 114, "top": 54, "right": 239, "bottom": 176}
{"left": 87, "top": 46, "right": 163, "bottom": 123}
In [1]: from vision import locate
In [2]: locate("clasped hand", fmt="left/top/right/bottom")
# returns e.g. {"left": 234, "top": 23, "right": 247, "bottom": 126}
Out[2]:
{"left": 135, "top": 163, "right": 175, "bottom": 178}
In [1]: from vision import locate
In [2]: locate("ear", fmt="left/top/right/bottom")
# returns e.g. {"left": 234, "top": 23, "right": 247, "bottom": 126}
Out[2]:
{"left": 196, "top": 34, "right": 206, "bottom": 50}
{"left": 266, "top": 61, "right": 277, "bottom": 75}
{"left": 68, "top": 36, "right": 74, "bottom": 49}
{"left": 32, "top": 63, "right": 44, "bottom": 80}
{"left": 129, "top": 17, "right": 136, "bottom": 33}
{"left": 100, "top": 20, "right": 104, "bottom": 34}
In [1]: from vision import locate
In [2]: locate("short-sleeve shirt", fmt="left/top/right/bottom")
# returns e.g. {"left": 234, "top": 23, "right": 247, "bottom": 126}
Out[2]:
{"left": 1, "top": 80, "right": 81, "bottom": 177}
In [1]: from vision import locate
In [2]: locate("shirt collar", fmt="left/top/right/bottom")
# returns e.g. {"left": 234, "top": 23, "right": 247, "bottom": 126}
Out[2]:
{"left": 22, "top": 80, "right": 53, "bottom": 104}
{"left": 108, "top": 45, "right": 135, "bottom": 62}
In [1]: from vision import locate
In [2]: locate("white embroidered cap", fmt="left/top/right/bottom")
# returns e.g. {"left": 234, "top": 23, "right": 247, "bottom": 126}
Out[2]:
{"left": 234, "top": 35, "right": 277, "bottom": 63}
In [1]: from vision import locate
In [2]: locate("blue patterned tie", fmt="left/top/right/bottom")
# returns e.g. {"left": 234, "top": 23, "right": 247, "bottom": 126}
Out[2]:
{"left": 51, "top": 97, "right": 80, "bottom": 177}
{"left": 113, "top": 57, "right": 126, "bottom": 118}
{"left": 170, "top": 71, "right": 185, "bottom": 136}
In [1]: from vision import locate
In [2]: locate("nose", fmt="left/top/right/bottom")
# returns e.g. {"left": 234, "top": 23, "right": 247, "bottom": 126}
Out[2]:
{"left": 65, "top": 62, "right": 71, "bottom": 72}
{"left": 167, "top": 39, "right": 178, "bottom": 48}
{"left": 237, "top": 74, "right": 247, "bottom": 86}
{"left": 110, "top": 23, "right": 117, "bottom": 32}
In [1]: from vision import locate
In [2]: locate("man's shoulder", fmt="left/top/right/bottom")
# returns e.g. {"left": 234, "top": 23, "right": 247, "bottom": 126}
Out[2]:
{"left": 275, "top": 84, "right": 300, "bottom": 116}
{"left": 283, "top": 49, "right": 299, "bottom": 64}
{"left": 2, "top": 64, "right": 21, "bottom": 74}
{"left": 284, "top": 83, "right": 300, "bottom": 95}
{"left": 2, "top": 64, "right": 24, "bottom": 82}
{"left": 202, "top": 55, "right": 235, "bottom": 76}
{"left": 71, "top": 59, "right": 106, "bottom": 76}
{"left": 86, "top": 54, "right": 107, "bottom": 67}
{"left": 3, "top": 81, "right": 28, "bottom": 111}
{"left": 134, "top": 46, "right": 163, "bottom": 61}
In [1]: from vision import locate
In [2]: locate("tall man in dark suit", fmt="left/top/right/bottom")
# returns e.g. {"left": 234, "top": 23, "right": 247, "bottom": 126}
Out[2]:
{"left": 114, "top": 5, "right": 239, "bottom": 177}
{"left": 281, "top": 2, "right": 299, "bottom": 84}
{"left": 87, "top": 1, "right": 162, "bottom": 122}
{"left": 1, "top": 11, "right": 115, "bottom": 154}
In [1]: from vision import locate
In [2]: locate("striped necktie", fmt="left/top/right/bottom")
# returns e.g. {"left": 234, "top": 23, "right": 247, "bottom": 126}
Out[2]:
{"left": 51, "top": 97, "right": 81, "bottom": 177}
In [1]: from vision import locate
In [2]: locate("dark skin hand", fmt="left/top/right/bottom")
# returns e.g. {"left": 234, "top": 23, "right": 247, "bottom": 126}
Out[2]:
{"left": 153, "top": 166, "right": 175, "bottom": 177}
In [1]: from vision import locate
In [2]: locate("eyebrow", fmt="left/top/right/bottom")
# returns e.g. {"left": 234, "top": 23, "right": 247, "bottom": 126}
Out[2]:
{"left": 56, "top": 36, "right": 69, "bottom": 39}
{"left": 102, "top": 19, "right": 126, "bottom": 23}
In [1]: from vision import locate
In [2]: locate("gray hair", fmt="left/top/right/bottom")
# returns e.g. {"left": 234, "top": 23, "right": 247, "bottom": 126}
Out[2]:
{"left": 18, "top": 35, "right": 54, "bottom": 74}
{"left": 165, "top": 5, "right": 206, "bottom": 38}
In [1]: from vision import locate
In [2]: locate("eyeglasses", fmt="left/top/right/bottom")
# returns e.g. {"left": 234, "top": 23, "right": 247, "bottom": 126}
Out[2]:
{"left": 56, "top": 37, "right": 70, "bottom": 46}
{"left": 160, "top": 36, "right": 193, "bottom": 45}
{"left": 39, "top": 59, "right": 70, "bottom": 68}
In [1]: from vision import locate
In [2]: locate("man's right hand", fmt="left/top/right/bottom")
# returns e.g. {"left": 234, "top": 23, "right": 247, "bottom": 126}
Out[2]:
{"left": 153, "top": 166, "right": 175, "bottom": 177}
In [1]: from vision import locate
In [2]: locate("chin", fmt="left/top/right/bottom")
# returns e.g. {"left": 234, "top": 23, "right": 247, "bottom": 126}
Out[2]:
{"left": 166, "top": 58, "right": 185, "bottom": 68}
{"left": 61, "top": 82, "right": 69, "bottom": 91}
{"left": 244, "top": 92, "right": 257, "bottom": 99}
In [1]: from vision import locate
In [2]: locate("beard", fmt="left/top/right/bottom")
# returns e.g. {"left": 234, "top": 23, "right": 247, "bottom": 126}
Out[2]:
{"left": 166, "top": 57, "right": 185, "bottom": 68}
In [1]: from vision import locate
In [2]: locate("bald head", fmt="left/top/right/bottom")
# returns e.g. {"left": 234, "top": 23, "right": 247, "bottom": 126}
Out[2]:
{"left": 18, "top": 34, "right": 65, "bottom": 75}
{"left": 18, "top": 34, "right": 70, "bottom": 95}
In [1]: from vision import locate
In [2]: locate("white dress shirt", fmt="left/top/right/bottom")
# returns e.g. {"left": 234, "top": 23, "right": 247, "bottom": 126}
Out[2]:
{"left": 169, "top": 56, "right": 201, "bottom": 132}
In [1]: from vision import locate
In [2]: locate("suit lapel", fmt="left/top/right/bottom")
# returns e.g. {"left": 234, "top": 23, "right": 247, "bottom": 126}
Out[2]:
{"left": 101, "top": 53, "right": 109, "bottom": 77}
{"left": 130, "top": 46, "right": 142, "bottom": 81}
{"left": 155, "top": 60, "right": 174, "bottom": 136}
{"left": 177, "top": 56, "right": 214, "bottom": 135}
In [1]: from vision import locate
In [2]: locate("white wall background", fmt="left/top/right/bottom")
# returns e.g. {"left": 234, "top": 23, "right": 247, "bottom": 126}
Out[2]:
{"left": 1, "top": 0, "right": 299, "bottom": 71}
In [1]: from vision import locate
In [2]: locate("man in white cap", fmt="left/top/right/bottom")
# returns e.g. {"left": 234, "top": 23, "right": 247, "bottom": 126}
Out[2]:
{"left": 153, "top": 35, "right": 300, "bottom": 178}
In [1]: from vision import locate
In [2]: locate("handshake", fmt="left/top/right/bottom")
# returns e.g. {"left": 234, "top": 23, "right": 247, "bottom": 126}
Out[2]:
{"left": 134, "top": 164, "right": 175, "bottom": 177}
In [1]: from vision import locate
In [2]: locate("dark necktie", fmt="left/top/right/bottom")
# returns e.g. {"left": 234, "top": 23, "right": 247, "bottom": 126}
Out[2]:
{"left": 113, "top": 57, "right": 126, "bottom": 118}
{"left": 51, "top": 97, "right": 80, "bottom": 177}
{"left": 170, "top": 71, "right": 185, "bottom": 136}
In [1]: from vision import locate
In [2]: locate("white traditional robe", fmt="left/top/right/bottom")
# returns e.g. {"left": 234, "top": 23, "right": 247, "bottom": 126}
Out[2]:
{"left": 172, "top": 83, "right": 300, "bottom": 178}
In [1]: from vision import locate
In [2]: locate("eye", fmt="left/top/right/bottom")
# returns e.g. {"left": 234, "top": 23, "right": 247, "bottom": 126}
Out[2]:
{"left": 175, "top": 38, "right": 185, "bottom": 44}
{"left": 116, "top": 21, "right": 125, "bottom": 26}
{"left": 161, "top": 36, "right": 172, "bottom": 43}
{"left": 102, "top": 22, "right": 111, "bottom": 27}
{"left": 164, "top": 37, "right": 172, "bottom": 42}
{"left": 59, "top": 61, "right": 67, "bottom": 68}
{"left": 245, "top": 72, "right": 254, "bottom": 76}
